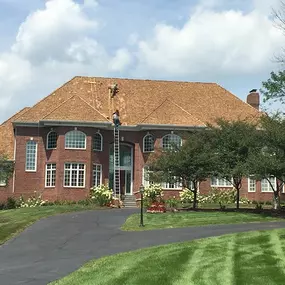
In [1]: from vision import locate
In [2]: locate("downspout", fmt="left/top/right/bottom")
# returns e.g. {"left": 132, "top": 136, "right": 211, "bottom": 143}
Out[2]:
{"left": 12, "top": 127, "right": 17, "bottom": 193}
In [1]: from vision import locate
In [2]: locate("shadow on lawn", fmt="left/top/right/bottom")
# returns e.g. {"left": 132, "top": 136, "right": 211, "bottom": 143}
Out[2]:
{"left": 178, "top": 207, "right": 285, "bottom": 219}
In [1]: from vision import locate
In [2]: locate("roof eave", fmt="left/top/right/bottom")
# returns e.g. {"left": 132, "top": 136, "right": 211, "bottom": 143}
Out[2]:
{"left": 137, "top": 124, "right": 207, "bottom": 131}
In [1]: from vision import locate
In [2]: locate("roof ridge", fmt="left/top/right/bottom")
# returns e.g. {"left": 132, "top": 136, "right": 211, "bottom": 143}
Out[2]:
{"left": 41, "top": 95, "right": 76, "bottom": 120}
{"left": 1, "top": 107, "right": 30, "bottom": 126}
{"left": 17, "top": 77, "right": 77, "bottom": 121}
{"left": 168, "top": 99, "right": 206, "bottom": 126}
{"left": 77, "top": 95, "right": 110, "bottom": 121}
{"left": 140, "top": 98, "right": 169, "bottom": 124}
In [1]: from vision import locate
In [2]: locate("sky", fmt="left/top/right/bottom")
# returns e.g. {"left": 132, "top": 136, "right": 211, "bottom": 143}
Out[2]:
{"left": 0, "top": 0, "right": 284, "bottom": 123}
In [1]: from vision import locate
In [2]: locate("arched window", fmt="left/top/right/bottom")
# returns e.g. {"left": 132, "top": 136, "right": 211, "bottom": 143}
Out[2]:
{"left": 65, "top": 130, "right": 86, "bottom": 149}
{"left": 162, "top": 134, "right": 182, "bottom": 151}
{"left": 93, "top": 133, "right": 103, "bottom": 151}
{"left": 47, "top": 131, "right": 58, "bottom": 149}
{"left": 143, "top": 134, "right": 154, "bottom": 152}
{"left": 26, "top": 140, "right": 37, "bottom": 171}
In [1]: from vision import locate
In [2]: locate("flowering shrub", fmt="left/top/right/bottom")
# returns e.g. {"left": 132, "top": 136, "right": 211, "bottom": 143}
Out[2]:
{"left": 18, "top": 192, "right": 47, "bottom": 208}
{"left": 202, "top": 188, "right": 236, "bottom": 207}
{"left": 90, "top": 185, "right": 113, "bottom": 206}
{"left": 144, "top": 184, "right": 163, "bottom": 202}
{"left": 179, "top": 188, "right": 196, "bottom": 204}
{"left": 146, "top": 201, "right": 166, "bottom": 213}
{"left": 240, "top": 197, "right": 251, "bottom": 205}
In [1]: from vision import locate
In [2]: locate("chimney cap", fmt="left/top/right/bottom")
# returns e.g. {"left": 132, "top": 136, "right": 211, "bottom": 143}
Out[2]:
{"left": 249, "top": 89, "right": 257, "bottom": 93}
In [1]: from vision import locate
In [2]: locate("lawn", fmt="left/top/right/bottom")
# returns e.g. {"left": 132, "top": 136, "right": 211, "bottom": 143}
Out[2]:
{"left": 50, "top": 229, "right": 285, "bottom": 285}
{"left": 0, "top": 205, "right": 102, "bottom": 244}
{"left": 121, "top": 211, "right": 281, "bottom": 231}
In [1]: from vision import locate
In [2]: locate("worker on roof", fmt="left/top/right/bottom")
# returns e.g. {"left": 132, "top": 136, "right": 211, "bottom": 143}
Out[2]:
{"left": 112, "top": 109, "right": 121, "bottom": 127}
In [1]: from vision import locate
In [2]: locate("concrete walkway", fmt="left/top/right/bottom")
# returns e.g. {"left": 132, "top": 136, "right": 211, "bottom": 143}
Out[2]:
{"left": 1, "top": 209, "right": 285, "bottom": 285}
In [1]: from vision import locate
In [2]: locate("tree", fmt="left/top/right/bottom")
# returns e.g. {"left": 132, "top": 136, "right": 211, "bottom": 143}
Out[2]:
{"left": 148, "top": 130, "right": 216, "bottom": 209}
{"left": 0, "top": 154, "right": 14, "bottom": 185}
{"left": 261, "top": 71, "right": 285, "bottom": 105}
{"left": 248, "top": 114, "right": 285, "bottom": 210}
{"left": 208, "top": 119, "right": 259, "bottom": 209}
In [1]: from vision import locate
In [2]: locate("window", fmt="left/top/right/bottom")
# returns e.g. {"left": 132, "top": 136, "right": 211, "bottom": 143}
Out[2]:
{"left": 93, "top": 164, "right": 102, "bottom": 187}
{"left": 47, "top": 131, "right": 58, "bottom": 149}
{"left": 25, "top": 140, "right": 37, "bottom": 171}
{"left": 45, "top": 164, "right": 56, "bottom": 187}
{"left": 64, "top": 163, "right": 85, "bottom": 187}
{"left": 93, "top": 133, "right": 103, "bottom": 151}
{"left": 143, "top": 134, "right": 154, "bottom": 152}
{"left": 162, "top": 177, "right": 182, "bottom": 189}
{"left": 248, "top": 177, "right": 256, "bottom": 192}
{"left": 65, "top": 130, "right": 86, "bottom": 149}
{"left": 261, "top": 177, "right": 276, "bottom": 192}
{"left": 162, "top": 134, "right": 182, "bottom": 151}
{"left": 142, "top": 167, "right": 155, "bottom": 187}
{"left": 211, "top": 177, "right": 232, "bottom": 187}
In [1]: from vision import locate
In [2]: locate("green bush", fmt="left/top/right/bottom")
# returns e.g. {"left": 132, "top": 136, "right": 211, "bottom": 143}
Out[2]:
{"left": 144, "top": 184, "right": 163, "bottom": 202}
{"left": 179, "top": 188, "right": 195, "bottom": 204}
{"left": 18, "top": 192, "right": 47, "bottom": 208}
{"left": 90, "top": 185, "right": 113, "bottom": 206}
{"left": 165, "top": 196, "right": 179, "bottom": 208}
{"left": 6, "top": 197, "right": 17, "bottom": 209}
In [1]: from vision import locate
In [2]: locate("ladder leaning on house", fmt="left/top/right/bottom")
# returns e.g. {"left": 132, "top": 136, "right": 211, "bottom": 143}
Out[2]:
{"left": 113, "top": 124, "right": 120, "bottom": 199}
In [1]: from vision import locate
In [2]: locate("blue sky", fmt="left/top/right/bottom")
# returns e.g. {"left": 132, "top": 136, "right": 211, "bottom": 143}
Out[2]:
{"left": 0, "top": 0, "right": 283, "bottom": 122}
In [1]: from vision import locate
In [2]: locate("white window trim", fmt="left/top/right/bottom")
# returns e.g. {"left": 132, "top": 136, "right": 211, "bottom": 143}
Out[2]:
{"left": 0, "top": 180, "right": 6, "bottom": 187}
{"left": 63, "top": 163, "right": 86, "bottom": 188}
{"left": 65, "top": 130, "right": 87, "bottom": 150}
{"left": 46, "top": 131, "right": 58, "bottom": 150}
{"left": 45, "top": 163, "right": 56, "bottom": 188}
{"left": 25, "top": 141, "right": 37, "bottom": 172}
{"left": 248, "top": 176, "right": 256, "bottom": 192}
{"left": 261, "top": 177, "right": 277, "bottom": 193}
{"left": 143, "top": 134, "right": 155, "bottom": 153}
{"left": 93, "top": 133, "right": 103, "bottom": 152}
{"left": 161, "top": 134, "right": 182, "bottom": 151}
{"left": 92, "top": 163, "right": 102, "bottom": 187}
{"left": 210, "top": 177, "right": 232, "bottom": 187}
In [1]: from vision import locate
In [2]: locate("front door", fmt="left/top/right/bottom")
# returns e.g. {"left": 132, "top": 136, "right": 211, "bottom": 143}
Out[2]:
{"left": 109, "top": 144, "right": 133, "bottom": 195}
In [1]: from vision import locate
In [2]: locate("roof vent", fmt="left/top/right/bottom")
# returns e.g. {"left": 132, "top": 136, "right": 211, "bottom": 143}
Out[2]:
{"left": 246, "top": 89, "right": 259, "bottom": 110}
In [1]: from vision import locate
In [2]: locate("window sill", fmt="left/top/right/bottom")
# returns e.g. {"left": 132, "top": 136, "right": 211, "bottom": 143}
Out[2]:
{"left": 63, "top": 186, "right": 86, "bottom": 189}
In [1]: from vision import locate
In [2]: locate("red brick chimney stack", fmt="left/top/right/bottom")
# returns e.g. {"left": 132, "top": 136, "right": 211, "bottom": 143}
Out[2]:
{"left": 246, "top": 89, "right": 260, "bottom": 110}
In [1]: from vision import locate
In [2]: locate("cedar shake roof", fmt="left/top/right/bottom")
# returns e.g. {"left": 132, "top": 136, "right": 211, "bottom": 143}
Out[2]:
{"left": 0, "top": 107, "right": 30, "bottom": 160}
{"left": 15, "top": 76, "right": 261, "bottom": 126}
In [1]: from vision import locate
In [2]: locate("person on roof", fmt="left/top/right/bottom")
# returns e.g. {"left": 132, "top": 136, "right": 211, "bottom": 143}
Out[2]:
{"left": 112, "top": 109, "right": 121, "bottom": 127}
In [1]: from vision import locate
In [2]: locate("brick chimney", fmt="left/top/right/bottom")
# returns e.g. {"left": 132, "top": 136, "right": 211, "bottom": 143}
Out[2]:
{"left": 246, "top": 89, "right": 260, "bottom": 110}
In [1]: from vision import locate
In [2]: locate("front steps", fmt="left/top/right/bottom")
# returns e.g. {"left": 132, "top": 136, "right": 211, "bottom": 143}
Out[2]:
{"left": 123, "top": 195, "right": 137, "bottom": 208}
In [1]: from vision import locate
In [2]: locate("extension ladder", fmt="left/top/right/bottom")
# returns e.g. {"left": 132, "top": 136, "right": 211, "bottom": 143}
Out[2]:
{"left": 113, "top": 125, "right": 120, "bottom": 198}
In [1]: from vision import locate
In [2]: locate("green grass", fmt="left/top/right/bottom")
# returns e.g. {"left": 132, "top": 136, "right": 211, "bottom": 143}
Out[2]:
{"left": 50, "top": 229, "right": 285, "bottom": 285}
{"left": 121, "top": 211, "right": 281, "bottom": 231}
{"left": 0, "top": 205, "right": 102, "bottom": 244}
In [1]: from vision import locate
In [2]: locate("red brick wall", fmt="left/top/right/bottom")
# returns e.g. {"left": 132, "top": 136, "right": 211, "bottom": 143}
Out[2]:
{"left": 1, "top": 126, "right": 283, "bottom": 203}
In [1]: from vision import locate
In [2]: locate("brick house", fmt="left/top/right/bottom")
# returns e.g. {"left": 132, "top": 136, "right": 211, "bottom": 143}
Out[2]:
{"left": 0, "top": 76, "right": 282, "bottom": 203}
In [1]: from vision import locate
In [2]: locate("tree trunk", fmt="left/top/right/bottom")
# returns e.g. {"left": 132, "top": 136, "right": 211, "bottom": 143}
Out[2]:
{"left": 273, "top": 192, "right": 281, "bottom": 210}
{"left": 193, "top": 190, "right": 197, "bottom": 209}
{"left": 236, "top": 188, "right": 240, "bottom": 210}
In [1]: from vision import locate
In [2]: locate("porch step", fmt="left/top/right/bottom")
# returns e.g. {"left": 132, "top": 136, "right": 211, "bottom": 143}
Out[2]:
{"left": 123, "top": 196, "right": 137, "bottom": 208}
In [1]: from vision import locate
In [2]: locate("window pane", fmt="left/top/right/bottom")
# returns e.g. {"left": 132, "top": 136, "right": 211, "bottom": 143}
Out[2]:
{"left": 65, "top": 131, "right": 86, "bottom": 149}
{"left": 26, "top": 141, "right": 37, "bottom": 171}
{"left": 93, "top": 133, "right": 102, "bottom": 151}
{"left": 143, "top": 134, "right": 154, "bottom": 152}
{"left": 47, "top": 131, "right": 58, "bottom": 149}
{"left": 162, "top": 134, "right": 182, "bottom": 151}
{"left": 64, "top": 163, "right": 85, "bottom": 187}
{"left": 93, "top": 164, "right": 102, "bottom": 187}
{"left": 45, "top": 163, "right": 56, "bottom": 187}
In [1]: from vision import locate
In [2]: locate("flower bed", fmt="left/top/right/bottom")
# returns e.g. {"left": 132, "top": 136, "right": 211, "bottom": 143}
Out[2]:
{"left": 146, "top": 201, "right": 166, "bottom": 213}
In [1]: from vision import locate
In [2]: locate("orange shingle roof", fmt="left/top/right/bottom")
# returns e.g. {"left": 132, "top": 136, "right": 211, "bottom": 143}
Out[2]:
{"left": 0, "top": 107, "right": 30, "bottom": 160}
{"left": 15, "top": 76, "right": 261, "bottom": 126}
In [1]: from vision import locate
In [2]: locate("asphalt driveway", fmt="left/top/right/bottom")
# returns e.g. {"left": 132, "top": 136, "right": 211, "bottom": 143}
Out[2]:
{"left": 1, "top": 208, "right": 285, "bottom": 285}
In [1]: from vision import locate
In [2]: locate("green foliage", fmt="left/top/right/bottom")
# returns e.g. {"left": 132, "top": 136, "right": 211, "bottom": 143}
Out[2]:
{"left": 144, "top": 184, "right": 163, "bottom": 202}
{"left": 261, "top": 71, "right": 285, "bottom": 104}
{"left": 179, "top": 188, "right": 195, "bottom": 204}
{"left": 208, "top": 119, "right": 259, "bottom": 209}
{"left": 6, "top": 197, "right": 17, "bottom": 209}
{"left": 203, "top": 188, "right": 236, "bottom": 208}
{"left": 165, "top": 196, "right": 179, "bottom": 208}
{"left": 0, "top": 154, "right": 14, "bottom": 186}
{"left": 90, "top": 185, "right": 113, "bottom": 206}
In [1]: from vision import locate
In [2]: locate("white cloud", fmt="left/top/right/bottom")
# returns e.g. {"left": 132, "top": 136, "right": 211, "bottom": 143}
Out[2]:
{"left": 108, "top": 48, "right": 133, "bottom": 72}
{"left": 134, "top": 4, "right": 284, "bottom": 78}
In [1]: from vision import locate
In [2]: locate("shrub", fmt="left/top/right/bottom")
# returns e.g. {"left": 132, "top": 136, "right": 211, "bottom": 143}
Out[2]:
{"left": 203, "top": 188, "right": 236, "bottom": 207}
{"left": 179, "top": 188, "right": 195, "bottom": 204}
{"left": 144, "top": 184, "right": 163, "bottom": 202}
{"left": 6, "top": 197, "right": 17, "bottom": 209}
{"left": 18, "top": 192, "right": 47, "bottom": 208}
{"left": 146, "top": 201, "right": 166, "bottom": 213}
{"left": 239, "top": 197, "right": 251, "bottom": 205}
{"left": 90, "top": 185, "right": 113, "bottom": 206}
{"left": 165, "top": 196, "right": 179, "bottom": 208}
